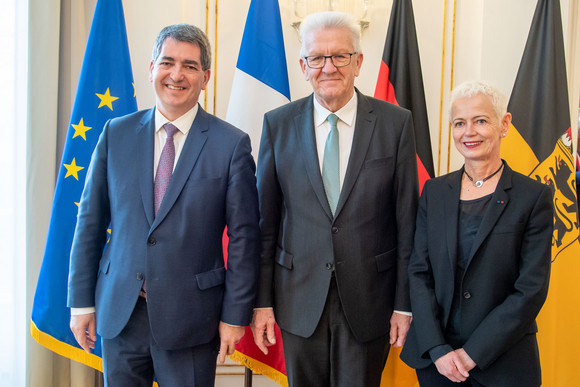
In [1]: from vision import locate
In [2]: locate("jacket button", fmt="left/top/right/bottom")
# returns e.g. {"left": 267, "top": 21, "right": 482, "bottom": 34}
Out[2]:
{"left": 331, "top": 226, "right": 339, "bottom": 234}
{"left": 147, "top": 237, "right": 156, "bottom": 245}
{"left": 136, "top": 273, "right": 143, "bottom": 280}
{"left": 463, "top": 291, "right": 471, "bottom": 299}
{"left": 326, "top": 262, "right": 334, "bottom": 270}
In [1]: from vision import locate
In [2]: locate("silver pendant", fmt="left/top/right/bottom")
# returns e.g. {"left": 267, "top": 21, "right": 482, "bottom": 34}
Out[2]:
{"left": 474, "top": 180, "right": 484, "bottom": 188}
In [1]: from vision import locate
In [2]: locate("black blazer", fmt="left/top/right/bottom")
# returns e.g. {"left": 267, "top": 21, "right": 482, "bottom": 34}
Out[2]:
{"left": 401, "top": 163, "right": 553, "bottom": 386}
{"left": 256, "top": 90, "right": 419, "bottom": 342}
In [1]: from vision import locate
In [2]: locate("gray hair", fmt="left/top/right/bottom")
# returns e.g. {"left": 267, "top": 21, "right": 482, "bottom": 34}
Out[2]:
{"left": 299, "top": 11, "right": 362, "bottom": 57}
{"left": 449, "top": 80, "right": 508, "bottom": 122}
{"left": 152, "top": 24, "right": 212, "bottom": 71}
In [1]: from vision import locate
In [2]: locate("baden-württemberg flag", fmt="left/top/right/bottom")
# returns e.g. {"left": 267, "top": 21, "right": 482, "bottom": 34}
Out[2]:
{"left": 31, "top": 0, "right": 137, "bottom": 370}
{"left": 226, "top": 0, "right": 290, "bottom": 385}
{"left": 500, "top": 0, "right": 580, "bottom": 385}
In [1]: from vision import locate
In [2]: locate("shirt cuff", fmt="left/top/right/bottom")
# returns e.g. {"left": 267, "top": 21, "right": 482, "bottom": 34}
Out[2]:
{"left": 222, "top": 322, "right": 241, "bottom": 327}
{"left": 71, "top": 307, "right": 95, "bottom": 316}
{"left": 393, "top": 310, "right": 412, "bottom": 317}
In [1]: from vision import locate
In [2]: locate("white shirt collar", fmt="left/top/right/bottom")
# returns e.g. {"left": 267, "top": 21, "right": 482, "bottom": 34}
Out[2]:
{"left": 154, "top": 104, "right": 199, "bottom": 134}
{"left": 313, "top": 92, "right": 358, "bottom": 127}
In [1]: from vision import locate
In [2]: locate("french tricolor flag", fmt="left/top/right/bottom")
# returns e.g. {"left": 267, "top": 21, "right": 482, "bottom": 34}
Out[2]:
{"left": 226, "top": 0, "right": 291, "bottom": 160}
{"left": 226, "top": 0, "right": 290, "bottom": 384}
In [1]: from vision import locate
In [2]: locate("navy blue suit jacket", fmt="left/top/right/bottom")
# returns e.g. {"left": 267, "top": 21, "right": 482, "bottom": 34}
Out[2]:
{"left": 68, "top": 106, "right": 260, "bottom": 350}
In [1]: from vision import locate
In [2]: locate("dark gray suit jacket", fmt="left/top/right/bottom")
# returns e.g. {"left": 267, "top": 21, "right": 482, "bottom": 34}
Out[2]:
{"left": 401, "top": 163, "right": 552, "bottom": 386}
{"left": 68, "top": 106, "right": 260, "bottom": 350}
{"left": 256, "top": 91, "right": 419, "bottom": 342}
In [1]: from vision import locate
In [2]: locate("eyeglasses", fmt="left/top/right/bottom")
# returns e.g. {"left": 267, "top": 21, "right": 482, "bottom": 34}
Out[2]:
{"left": 303, "top": 53, "right": 357, "bottom": 69}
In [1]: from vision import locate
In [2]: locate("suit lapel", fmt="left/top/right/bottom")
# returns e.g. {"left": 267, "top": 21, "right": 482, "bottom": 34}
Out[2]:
{"left": 138, "top": 109, "right": 156, "bottom": 227}
{"left": 466, "top": 166, "right": 511, "bottom": 267}
{"left": 295, "top": 96, "right": 334, "bottom": 220}
{"left": 440, "top": 171, "right": 461, "bottom": 327}
{"left": 336, "top": 92, "right": 375, "bottom": 217}
{"left": 151, "top": 105, "right": 208, "bottom": 229}
{"left": 444, "top": 171, "right": 461, "bottom": 283}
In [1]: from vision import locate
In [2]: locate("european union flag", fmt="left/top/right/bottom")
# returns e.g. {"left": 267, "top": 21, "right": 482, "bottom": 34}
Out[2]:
{"left": 31, "top": 0, "right": 137, "bottom": 370}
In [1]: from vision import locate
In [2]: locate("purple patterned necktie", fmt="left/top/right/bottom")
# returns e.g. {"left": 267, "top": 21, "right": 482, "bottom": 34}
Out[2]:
{"left": 154, "top": 123, "right": 179, "bottom": 215}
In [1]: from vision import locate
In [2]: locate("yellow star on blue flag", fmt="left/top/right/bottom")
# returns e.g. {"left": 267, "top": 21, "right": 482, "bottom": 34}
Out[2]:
{"left": 72, "top": 118, "right": 92, "bottom": 140}
{"left": 96, "top": 88, "right": 119, "bottom": 110}
{"left": 63, "top": 158, "right": 84, "bottom": 180}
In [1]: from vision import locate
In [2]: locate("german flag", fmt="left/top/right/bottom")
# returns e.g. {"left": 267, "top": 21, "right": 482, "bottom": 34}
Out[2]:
{"left": 375, "top": 1, "right": 429, "bottom": 385}
{"left": 375, "top": 0, "right": 434, "bottom": 194}
{"left": 500, "top": 0, "right": 580, "bottom": 385}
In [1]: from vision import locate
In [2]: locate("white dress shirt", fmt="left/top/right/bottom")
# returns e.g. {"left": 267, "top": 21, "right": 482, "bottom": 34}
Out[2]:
{"left": 153, "top": 104, "right": 198, "bottom": 177}
{"left": 313, "top": 93, "right": 357, "bottom": 191}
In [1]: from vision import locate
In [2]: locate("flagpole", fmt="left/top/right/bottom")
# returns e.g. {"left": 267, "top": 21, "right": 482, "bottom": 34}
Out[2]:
{"left": 244, "top": 367, "right": 253, "bottom": 387}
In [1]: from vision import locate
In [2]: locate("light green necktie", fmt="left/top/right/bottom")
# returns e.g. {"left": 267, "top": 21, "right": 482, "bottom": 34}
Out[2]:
{"left": 322, "top": 113, "right": 340, "bottom": 215}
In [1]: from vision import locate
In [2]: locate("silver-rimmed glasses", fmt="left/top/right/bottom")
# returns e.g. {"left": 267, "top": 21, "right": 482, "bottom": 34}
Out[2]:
{"left": 303, "top": 52, "right": 357, "bottom": 69}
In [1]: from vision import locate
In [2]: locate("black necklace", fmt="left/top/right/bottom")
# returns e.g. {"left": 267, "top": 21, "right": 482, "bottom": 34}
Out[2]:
{"left": 464, "top": 162, "right": 504, "bottom": 188}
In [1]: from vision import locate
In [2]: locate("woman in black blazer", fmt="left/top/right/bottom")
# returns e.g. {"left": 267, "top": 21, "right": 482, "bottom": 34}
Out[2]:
{"left": 401, "top": 80, "right": 553, "bottom": 387}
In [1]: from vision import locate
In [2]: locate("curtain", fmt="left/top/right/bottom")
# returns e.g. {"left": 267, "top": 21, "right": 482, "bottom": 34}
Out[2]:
{"left": 26, "top": 0, "right": 102, "bottom": 385}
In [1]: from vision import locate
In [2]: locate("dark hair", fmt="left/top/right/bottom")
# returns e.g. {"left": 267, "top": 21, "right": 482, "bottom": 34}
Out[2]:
{"left": 152, "top": 24, "right": 211, "bottom": 70}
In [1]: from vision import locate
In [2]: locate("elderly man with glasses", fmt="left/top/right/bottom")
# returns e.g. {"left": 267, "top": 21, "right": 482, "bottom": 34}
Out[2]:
{"left": 251, "top": 11, "right": 419, "bottom": 387}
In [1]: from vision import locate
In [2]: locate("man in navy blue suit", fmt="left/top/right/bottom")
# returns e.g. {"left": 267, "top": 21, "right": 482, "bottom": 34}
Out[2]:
{"left": 68, "top": 24, "right": 260, "bottom": 386}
